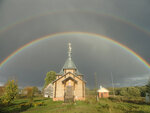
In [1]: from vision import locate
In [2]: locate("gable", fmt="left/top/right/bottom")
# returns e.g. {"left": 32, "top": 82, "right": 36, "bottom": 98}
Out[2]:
{"left": 53, "top": 72, "right": 86, "bottom": 83}
{"left": 45, "top": 83, "right": 53, "bottom": 90}
{"left": 62, "top": 76, "right": 78, "bottom": 84}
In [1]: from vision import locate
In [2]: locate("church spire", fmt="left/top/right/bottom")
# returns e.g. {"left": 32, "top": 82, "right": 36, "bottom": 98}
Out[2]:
{"left": 57, "top": 43, "right": 83, "bottom": 75}
{"left": 68, "top": 43, "right": 72, "bottom": 58}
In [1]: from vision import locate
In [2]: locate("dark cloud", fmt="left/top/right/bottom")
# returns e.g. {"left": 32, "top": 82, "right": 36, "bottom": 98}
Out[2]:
{"left": 0, "top": 0, "right": 150, "bottom": 88}
{"left": 0, "top": 35, "right": 149, "bottom": 88}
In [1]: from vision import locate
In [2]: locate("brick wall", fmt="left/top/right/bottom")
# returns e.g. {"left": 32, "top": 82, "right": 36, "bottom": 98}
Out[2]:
{"left": 98, "top": 92, "right": 109, "bottom": 98}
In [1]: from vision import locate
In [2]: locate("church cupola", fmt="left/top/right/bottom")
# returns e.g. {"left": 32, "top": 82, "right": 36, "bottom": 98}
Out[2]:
{"left": 63, "top": 43, "right": 76, "bottom": 74}
{"left": 57, "top": 43, "right": 82, "bottom": 76}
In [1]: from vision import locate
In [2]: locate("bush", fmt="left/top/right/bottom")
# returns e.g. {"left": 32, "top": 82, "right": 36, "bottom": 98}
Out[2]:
{"left": 0, "top": 97, "right": 3, "bottom": 106}
{"left": 20, "top": 102, "right": 32, "bottom": 108}
{"left": 115, "top": 103, "right": 140, "bottom": 112}
{"left": 1, "top": 80, "right": 18, "bottom": 105}
{"left": 96, "top": 102, "right": 111, "bottom": 112}
{"left": 18, "top": 101, "right": 44, "bottom": 111}
{"left": 119, "top": 87, "right": 141, "bottom": 97}
{"left": 109, "top": 96, "right": 122, "bottom": 102}
{"left": 33, "top": 102, "right": 44, "bottom": 107}
{"left": 109, "top": 86, "right": 146, "bottom": 97}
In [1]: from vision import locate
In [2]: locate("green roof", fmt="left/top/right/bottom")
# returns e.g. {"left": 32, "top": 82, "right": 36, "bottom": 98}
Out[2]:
{"left": 57, "top": 57, "right": 83, "bottom": 75}
{"left": 63, "top": 57, "right": 77, "bottom": 69}
{"left": 57, "top": 43, "right": 83, "bottom": 75}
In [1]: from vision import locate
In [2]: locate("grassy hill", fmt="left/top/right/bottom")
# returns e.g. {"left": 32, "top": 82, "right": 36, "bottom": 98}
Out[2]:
{"left": 1, "top": 96, "right": 150, "bottom": 113}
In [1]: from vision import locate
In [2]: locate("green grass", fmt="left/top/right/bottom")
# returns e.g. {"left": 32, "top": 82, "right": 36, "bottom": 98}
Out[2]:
{"left": 1, "top": 97, "right": 150, "bottom": 113}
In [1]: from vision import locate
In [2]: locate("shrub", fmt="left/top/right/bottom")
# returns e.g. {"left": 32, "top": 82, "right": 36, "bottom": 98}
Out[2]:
{"left": 119, "top": 87, "right": 141, "bottom": 97}
{"left": 109, "top": 96, "right": 123, "bottom": 102}
{"left": 0, "top": 97, "right": 3, "bottom": 106}
{"left": 33, "top": 102, "right": 44, "bottom": 107}
{"left": 115, "top": 103, "right": 140, "bottom": 112}
{"left": 96, "top": 102, "right": 110, "bottom": 112}
{"left": 18, "top": 102, "right": 32, "bottom": 111}
{"left": 1, "top": 80, "right": 18, "bottom": 105}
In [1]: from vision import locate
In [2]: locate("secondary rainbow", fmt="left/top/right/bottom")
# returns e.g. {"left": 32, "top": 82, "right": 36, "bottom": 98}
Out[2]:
{"left": 0, "top": 32, "right": 150, "bottom": 70}
{"left": 0, "top": 11, "right": 150, "bottom": 37}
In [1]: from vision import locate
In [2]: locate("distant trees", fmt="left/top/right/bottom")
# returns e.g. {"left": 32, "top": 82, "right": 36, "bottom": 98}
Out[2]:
{"left": 120, "top": 87, "right": 140, "bottom": 97}
{"left": 135, "top": 86, "right": 146, "bottom": 97}
{"left": 109, "top": 86, "right": 143, "bottom": 97}
{"left": 23, "top": 86, "right": 40, "bottom": 102}
{"left": 120, "top": 88, "right": 128, "bottom": 96}
{"left": 23, "top": 87, "right": 34, "bottom": 99}
{"left": 33, "top": 86, "right": 40, "bottom": 95}
{"left": 43, "top": 71, "right": 56, "bottom": 88}
{"left": 1, "top": 80, "right": 18, "bottom": 105}
{"left": 23, "top": 86, "right": 39, "bottom": 97}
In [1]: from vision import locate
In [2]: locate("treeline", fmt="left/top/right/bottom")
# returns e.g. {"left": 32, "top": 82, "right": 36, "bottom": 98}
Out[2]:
{"left": 0, "top": 70, "right": 56, "bottom": 106}
{"left": 108, "top": 86, "right": 146, "bottom": 97}
{"left": 0, "top": 80, "right": 42, "bottom": 106}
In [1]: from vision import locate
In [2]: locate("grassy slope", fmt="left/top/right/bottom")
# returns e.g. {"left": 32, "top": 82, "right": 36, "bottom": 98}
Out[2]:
{"left": 21, "top": 101, "right": 97, "bottom": 113}
{"left": 1, "top": 97, "right": 150, "bottom": 113}
{"left": 22, "top": 97, "right": 150, "bottom": 113}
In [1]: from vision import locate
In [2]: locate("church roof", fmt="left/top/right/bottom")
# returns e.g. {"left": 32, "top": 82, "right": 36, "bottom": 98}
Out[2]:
{"left": 57, "top": 43, "right": 83, "bottom": 75}
{"left": 57, "top": 58, "right": 83, "bottom": 75}
{"left": 63, "top": 57, "right": 77, "bottom": 69}
{"left": 97, "top": 86, "right": 109, "bottom": 92}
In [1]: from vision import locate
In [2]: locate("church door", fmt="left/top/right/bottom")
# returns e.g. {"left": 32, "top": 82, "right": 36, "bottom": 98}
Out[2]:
{"left": 64, "top": 85, "right": 74, "bottom": 102}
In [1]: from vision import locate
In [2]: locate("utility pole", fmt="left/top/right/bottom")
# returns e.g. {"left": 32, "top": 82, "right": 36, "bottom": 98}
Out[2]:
{"left": 94, "top": 72, "right": 98, "bottom": 90}
{"left": 94, "top": 72, "right": 99, "bottom": 101}
{"left": 111, "top": 72, "right": 115, "bottom": 97}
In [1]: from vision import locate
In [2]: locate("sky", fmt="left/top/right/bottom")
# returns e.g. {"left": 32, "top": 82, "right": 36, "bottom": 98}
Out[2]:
{"left": 0, "top": 0, "right": 150, "bottom": 88}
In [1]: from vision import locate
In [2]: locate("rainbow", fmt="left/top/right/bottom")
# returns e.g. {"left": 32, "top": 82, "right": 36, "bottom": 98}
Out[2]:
{"left": 0, "top": 10, "right": 150, "bottom": 37}
{"left": 0, "top": 32, "right": 150, "bottom": 70}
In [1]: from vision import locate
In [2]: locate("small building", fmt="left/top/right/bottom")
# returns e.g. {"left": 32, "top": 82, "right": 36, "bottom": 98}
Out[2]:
{"left": 145, "top": 93, "right": 150, "bottom": 103}
{"left": 44, "top": 83, "right": 53, "bottom": 98}
{"left": 97, "top": 86, "right": 109, "bottom": 98}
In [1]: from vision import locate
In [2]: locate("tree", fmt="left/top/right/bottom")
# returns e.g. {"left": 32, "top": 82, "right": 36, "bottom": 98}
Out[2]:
{"left": 23, "top": 87, "right": 34, "bottom": 98}
{"left": 127, "top": 87, "right": 140, "bottom": 97}
{"left": 120, "top": 88, "right": 129, "bottom": 96}
{"left": 33, "top": 86, "right": 39, "bottom": 94}
{"left": 1, "top": 80, "right": 18, "bottom": 105}
{"left": 23, "top": 86, "right": 38, "bottom": 102}
{"left": 135, "top": 86, "right": 146, "bottom": 97}
{"left": 43, "top": 71, "right": 56, "bottom": 88}
{"left": 23, "top": 86, "right": 39, "bottom": 97}
{"left": 120, "top": 87, "right": 140, "bottom": 97}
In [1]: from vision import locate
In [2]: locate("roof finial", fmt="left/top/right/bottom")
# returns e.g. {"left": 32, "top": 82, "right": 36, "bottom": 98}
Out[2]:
{"left": 68, "top": 43, "right": 72, "bottom": 58}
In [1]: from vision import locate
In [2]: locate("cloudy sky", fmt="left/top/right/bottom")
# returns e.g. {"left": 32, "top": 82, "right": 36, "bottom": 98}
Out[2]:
{"left": 0, "top": 0, "right": 150, "bottom": 88}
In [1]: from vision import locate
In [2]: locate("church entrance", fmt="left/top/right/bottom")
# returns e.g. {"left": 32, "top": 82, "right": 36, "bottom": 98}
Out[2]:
{"left": 64, "top": 85, "right": 74, "bottom": 102}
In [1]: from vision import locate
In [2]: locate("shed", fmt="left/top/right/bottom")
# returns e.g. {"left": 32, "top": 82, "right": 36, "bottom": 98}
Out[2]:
{"left": 145, "top": 93, "right": 150, "bottom": 103}
{"left": 97, "top": 86, "right": 109, "bottom": 98}
{"left": 44, "top": 83, "right": 53, "bottom": 98}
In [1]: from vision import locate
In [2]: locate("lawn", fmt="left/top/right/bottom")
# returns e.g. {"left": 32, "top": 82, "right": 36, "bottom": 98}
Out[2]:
{"left": 0, "top": 97, "right": 150, "bottom": 113}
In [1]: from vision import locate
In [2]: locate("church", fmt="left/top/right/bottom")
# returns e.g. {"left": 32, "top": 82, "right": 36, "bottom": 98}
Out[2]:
{"left": 44, "top": 43, "right": 86, "bottom": 101}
